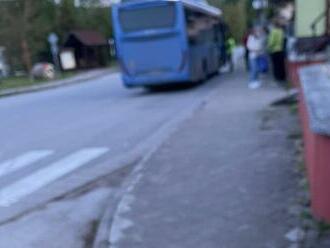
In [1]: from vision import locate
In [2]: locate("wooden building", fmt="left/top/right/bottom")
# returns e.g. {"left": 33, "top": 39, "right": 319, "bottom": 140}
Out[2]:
{"left": 62, "top": 30, "right": 110, "bottom": 69}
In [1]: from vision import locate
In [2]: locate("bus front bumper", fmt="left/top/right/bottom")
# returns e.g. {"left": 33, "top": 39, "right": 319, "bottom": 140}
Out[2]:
{"left": 122, "top": 71, "right": 191, "bottom": 87}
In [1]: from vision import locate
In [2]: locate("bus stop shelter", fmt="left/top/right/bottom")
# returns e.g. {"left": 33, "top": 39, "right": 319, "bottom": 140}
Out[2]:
{"left": 62, "top": 30, "right": 109, "bottom": 69}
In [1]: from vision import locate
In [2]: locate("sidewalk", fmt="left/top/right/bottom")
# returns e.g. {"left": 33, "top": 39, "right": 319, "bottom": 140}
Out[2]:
{"left": 108, "top": 71, "right": 301, "bottom": 248}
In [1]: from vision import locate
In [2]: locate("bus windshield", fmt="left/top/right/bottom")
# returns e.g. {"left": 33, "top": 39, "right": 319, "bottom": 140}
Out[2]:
{"left": 119, "top": 3, "right": 176, "bottom": 32}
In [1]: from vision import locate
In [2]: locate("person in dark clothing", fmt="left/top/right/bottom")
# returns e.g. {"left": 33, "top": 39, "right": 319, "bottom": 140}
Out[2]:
{"left": 242, "top": 30, "right": 251, "bottom": 71}
{"left": 270, "top": 51, "right": 286, "bottom": 81}
{"left": 267, "top": 21, "right": 286, "bottom": 82}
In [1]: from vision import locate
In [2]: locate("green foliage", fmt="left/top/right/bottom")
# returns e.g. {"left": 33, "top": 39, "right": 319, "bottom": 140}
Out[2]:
{"left": 0, "top": 0, "right": 112, "bottom": 72}
{"left": 209, "top": 0, "right": 249, "bottom": 41}
{"left": 0, "top": 71, "right": 76, "bottom": 91}
{"left": 74, "top": 7, "right": 113, "bottom": 38}
{"left": 318, "top": 221, "right": 330, "bottom": 234}
{"left": 57, "top": 0, "right": 77, "bottom": 35}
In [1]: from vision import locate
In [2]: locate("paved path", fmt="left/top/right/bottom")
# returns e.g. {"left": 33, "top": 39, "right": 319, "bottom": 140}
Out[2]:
{"left": 0, "top": 71, "right": 222, "bottom": 222}
{"left": 108, "top": 71, "right": 300, "bottom": 248}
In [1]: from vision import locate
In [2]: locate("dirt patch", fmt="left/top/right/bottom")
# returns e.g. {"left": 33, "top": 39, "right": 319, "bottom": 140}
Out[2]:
{"left": 83, "top": 220, "right": 100, "bottom": 248}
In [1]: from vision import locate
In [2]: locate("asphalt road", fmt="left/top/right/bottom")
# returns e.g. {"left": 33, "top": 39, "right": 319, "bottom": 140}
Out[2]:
{"left": 0, "top": 72, "right": 220, "bottom": 222}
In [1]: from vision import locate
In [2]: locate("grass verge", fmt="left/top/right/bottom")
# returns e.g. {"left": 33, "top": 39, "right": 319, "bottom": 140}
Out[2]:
{"left": 0, "top": 71, "right": 76, "bottom": 91}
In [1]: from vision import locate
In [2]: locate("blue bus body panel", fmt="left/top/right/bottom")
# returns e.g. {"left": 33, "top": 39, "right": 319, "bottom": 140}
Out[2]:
{"left": 112, "top": 1, "right": 191, "bottom": 87}
{"left": 121, "top": 32, "right": 189, "bottom": 85}
{"left": 112, "top": 0, "right": 224, "bottom": 87}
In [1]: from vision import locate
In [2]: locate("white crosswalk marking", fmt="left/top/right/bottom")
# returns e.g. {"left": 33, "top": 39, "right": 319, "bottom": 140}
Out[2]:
{"left": 0, "top": 150, "right": 53, "bottom": 178}
{"left": 0, "top": 147, "right": 109, "bottom": 207}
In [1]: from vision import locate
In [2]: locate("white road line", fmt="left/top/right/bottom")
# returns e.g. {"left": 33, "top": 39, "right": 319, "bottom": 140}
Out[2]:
{"left": 0, "top": 150, "right": 54, "bottom": 178}
{"left": 0, "top": 147, "right": 109, "bottom": 207}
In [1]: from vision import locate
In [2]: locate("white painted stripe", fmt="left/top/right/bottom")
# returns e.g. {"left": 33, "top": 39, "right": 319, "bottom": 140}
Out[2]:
{"left": 0, "top": 148, "right": 109, "bottom": 207}
{"left": 0, "top": 150, "right": 53, "bottom": 178}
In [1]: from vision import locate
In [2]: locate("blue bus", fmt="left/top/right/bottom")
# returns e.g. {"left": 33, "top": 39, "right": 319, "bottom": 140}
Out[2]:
{"left": 112, "top": 0, "right": 226, "bottom": 87}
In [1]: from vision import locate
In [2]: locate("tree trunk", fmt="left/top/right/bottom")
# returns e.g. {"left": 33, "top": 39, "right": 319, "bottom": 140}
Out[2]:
{"left": 21, "top": 0, "right": 33, "bottom": 72}
{"left": 21, "top": 39, "right": 32, "bottom": 72}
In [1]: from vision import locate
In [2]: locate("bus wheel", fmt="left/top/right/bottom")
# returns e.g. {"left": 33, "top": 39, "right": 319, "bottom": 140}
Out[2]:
{"left": 144, "top": 85, "right": 159, "bottom": 91}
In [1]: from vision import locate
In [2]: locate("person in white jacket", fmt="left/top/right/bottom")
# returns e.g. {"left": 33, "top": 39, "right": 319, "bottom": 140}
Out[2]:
{"left": 246, "top": 27, "right": 265, "bottom": 89}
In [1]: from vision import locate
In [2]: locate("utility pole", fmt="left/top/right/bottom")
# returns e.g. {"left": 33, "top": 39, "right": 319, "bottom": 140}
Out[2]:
{"left": 48, "top": 33, "right": 61, "bottom": 76}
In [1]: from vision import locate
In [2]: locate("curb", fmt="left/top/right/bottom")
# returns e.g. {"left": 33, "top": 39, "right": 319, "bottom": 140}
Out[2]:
{"left": 0, "top": 67, "right": 118, "bottom": 98}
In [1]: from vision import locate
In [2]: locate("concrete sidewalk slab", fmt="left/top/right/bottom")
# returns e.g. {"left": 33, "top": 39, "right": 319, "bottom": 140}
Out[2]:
{"left": 107, "top": 72, "right": 300, "bottom": 248}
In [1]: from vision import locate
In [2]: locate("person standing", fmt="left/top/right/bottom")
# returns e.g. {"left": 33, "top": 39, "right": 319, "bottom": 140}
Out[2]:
{"left": 242, "top": 29, "right": 251, "bottom": 71}
{"left": 267, "top": 21, "right": 286, "bottom": 82}
{"left": 247, "top": 27, "right": 265, "bottom": 89}
{"left": 226, "top": 36, "right": 236, "bottom": 72}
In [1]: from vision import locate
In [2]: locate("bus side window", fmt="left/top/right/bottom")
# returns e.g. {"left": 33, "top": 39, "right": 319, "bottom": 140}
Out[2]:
{"left": 186, "top": 11, "right": 197, "bottom": 45}
{"left": 213, "top": 26, "right": 219, "bottom": 43}
{"left": 186, "top": 10, "right": 218, "bottom": 46}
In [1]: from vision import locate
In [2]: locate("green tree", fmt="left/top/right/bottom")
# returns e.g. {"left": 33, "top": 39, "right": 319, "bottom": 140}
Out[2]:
{"left": 0, "top": 0, "right": 57, "bottom": 71}
{"left": 0, "top": 0, "right": 112, "bottom": 73}
{"left": 56, "top": 0, "right": 77, "bottom": 36}
{"left": 75, "top": 6, "right": 112, "bottom": 37}
{"left": 209, "top": 0, "right": 249, "bottom": 42}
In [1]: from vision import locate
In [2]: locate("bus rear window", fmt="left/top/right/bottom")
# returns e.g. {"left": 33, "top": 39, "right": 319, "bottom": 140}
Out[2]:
{"left": 119, "top": 4, "right": 176, "bottom": 32}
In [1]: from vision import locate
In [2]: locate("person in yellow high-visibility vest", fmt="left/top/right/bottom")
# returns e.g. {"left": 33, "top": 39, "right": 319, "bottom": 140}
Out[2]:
{"left": 267, "top": 20, "right": 286, "bottom": 82}
{"left": 226, "top": 36, "right": 236, "bottom": 72}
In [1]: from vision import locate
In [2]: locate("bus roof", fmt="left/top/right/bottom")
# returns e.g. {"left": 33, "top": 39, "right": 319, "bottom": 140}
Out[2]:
{"left": 180, "top": 0, "right": 222, "bottom": 18}
{"left": 119, "top": 0, "right": 222, "bottom": 18}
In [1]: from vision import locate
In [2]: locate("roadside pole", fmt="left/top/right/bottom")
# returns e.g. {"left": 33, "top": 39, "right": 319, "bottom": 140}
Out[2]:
{"left": 48, "top": 33, "right": 61, "bottom": 77}
{"left": 108, "top": 38, "right": 116, "bottom": 65}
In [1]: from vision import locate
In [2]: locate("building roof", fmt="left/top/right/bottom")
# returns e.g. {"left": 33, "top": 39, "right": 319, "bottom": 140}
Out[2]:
{"left": 181, "top": 0, "right": 221, "bottom": 17}
{"left": 68, "top": 30, "right": 108, "bottom": 46}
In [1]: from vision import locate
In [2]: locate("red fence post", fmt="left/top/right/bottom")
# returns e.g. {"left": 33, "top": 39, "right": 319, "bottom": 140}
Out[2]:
{"left": 297, "top": 64, "right": 330, "bottom": 222}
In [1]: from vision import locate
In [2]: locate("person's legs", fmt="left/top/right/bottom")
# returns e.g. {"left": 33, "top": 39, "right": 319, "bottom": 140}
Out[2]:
{"left": 228, "top": 53, "right": 234, "bottom": 73}
{"left": 277, "top": 51, "right": 286, "bottom": 81}
{"left": 245, "top": 50, "right": 250, "bottom": 71}
{"left": 249, "top": 57, "right": 257, "bottom": 82}
{"left": 271, "top": 52, "right": 286, "bottom": 82}
{"left": 274, "top": 52, "right": 281, "bottom": 81}
{"left": 270, "top": 52, "right": 278, "bottom": 80}
{"left": 249, "top": 57, "right": 260, "bottom": 88}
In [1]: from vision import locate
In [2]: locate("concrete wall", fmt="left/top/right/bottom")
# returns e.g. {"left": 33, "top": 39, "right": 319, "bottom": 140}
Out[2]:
{"left": 295, "top": 0, "right": 326, "bottom": 37}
